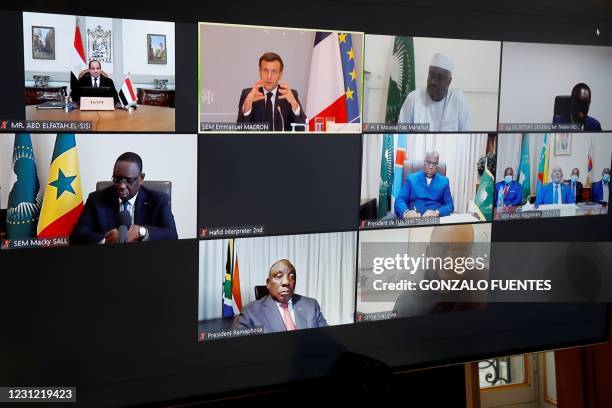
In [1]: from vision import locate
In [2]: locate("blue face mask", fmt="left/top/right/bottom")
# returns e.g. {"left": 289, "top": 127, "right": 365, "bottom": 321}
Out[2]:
{"left": 604, "top": 174, "right": 611, "bottom": 183}
{"left": 504, "top": 175, "right": 512, "bottom": 184}
{"left": 571, "top": 175, "right": 578, "bottom": 183}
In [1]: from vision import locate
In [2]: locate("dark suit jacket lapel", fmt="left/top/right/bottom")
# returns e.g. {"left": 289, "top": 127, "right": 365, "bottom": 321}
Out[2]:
{"left": 102, "top": 187, "right": 120, "bottom": 231}
{"left": 133, "top": 188, "right": 148, "bottom": 226}
{"left": 292, "top": 295, "right": 306, "bottom": 330}
{"left": 262, "top": 295, "right": 287, "bottom": 332}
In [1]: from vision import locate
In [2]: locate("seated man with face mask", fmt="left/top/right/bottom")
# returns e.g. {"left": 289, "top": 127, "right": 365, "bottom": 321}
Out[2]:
{"left": 591, "top": 168, "right": 610, "bottom": 204}
{"left": 564, "top": 167, "right": 584, "bottom": 203}
{"left": 534, "top": 166, "right": 575, "bottom": 207}
{"left": 494, "top": 167, "right": 523, "bottom": 208}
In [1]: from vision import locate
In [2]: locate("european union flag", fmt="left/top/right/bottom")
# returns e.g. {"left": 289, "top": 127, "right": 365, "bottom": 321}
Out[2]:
{"left": 6, "top": 134, "right": 42, "bottom": 239}
{"left": 338, "top": 33, "right": 360, "bottom": 124}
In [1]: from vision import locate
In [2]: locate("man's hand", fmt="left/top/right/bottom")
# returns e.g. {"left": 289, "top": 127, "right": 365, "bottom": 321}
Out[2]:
{"left": 403, "top": 210, "right": 420, "bottom": 219}
{"left": 104, "top": 229, "right": 119, "bottom": 244}
{"left": 242, "top": 80, "right": 266, "bottom": 114}
{"left": 127, "top": 225, "right": 141, "bottom": 242}
{"left": 277, "top": 82, "right": 299, "bottom": 112}
{"left": 422, "top": 209, "right": 440, "bottom": 218}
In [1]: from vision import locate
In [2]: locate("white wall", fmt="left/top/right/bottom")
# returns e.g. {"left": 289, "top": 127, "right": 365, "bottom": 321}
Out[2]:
{"left": 1, "top": 133, "right": 196, "bottom": 239}
{"left": 23, "top": 12, "right": 175, "bottom": 87}
{"left": 23, "top": 12, "right": 76, "bottom": 80}
{"left": 499, "top": 42, "right": 612, "bottom": 129}
{"left": 122, "top": 19, "right": 175, "bottom": 78}
{"left": 496, "top": 133, "right": 612, "bottom": 188}
{"left": 199, "top": 23, "right": 363, "bottom": 122}
{"left": 364, "top": 35, "right": 500, "bottom": 130}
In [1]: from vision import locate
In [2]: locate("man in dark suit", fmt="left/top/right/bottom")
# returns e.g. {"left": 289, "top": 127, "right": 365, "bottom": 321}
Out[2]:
{"left": 591, "top": 168, "right": 610, "bottom": 204}
{"left": 69, "top": 152, "right": 178, "bottom": 245}
{"left": 564, "top": 167, "right": 584, "bottom": 203}
{"left": 237, "top": 52, "right": 306, "bottom": 131}
{"left": 552, "top": 83, "right": 602, "bottom": 131}
{"left": 233, "top": 259, "right": 327, "bottom": 333}
{"left": 74, "top": 59, "right": 120, "bottom": 104}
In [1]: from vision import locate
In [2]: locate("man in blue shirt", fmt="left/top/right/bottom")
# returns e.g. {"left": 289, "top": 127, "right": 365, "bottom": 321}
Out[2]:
{"left": 591, "top": 168, "right": 610, "bottom": 203}
{"left": 535, "top": 166, "right": 575, "bottom": 207}
{"left": 394, "top": 151, "right": 454, "bottom": 218}
{"left": 494, "top": 167, "right": 523, "bottom": 207}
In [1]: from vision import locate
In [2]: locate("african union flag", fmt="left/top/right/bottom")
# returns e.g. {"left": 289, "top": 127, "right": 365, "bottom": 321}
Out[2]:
{"left": 6, "top": 134, "right": 42, "bottom": 239}
{"left": 37, "top": 134, "right": 83, "bottom": 238}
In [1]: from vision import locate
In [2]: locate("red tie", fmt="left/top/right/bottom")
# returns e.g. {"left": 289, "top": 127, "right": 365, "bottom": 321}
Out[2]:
{"left": 503, "top": 185, "right": 509, "bottom": 197}
{"left": 280, "top": 302, "right": 297, "bottom": 331}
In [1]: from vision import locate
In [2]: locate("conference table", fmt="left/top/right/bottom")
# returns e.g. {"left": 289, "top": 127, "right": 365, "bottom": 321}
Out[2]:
{"left": 26, "top": 105, "right": 175, "bottom": 132}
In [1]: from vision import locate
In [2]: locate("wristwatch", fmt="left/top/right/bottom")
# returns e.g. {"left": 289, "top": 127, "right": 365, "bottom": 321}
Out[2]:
{"left": 138, "top": 226, "right": 147, "bottom": 241}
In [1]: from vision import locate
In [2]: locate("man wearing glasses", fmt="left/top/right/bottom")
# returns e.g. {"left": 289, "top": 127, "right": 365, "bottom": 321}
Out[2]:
{"left": 394, "top": 151, "right": 454, "bottom": 219}
{"left": 70, "top": 152, "right": 178, "bottom": 244}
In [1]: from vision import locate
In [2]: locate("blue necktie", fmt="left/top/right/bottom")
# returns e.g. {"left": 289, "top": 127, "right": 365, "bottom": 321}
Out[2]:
{"left": 122, "top": 200, "right": 129, "bottom": 213}
{"left": 554, "top": 185, "right": 560, "bottom": 204}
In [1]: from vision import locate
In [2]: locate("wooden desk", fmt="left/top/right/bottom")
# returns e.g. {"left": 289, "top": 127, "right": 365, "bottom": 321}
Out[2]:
{"left": 26, "top": 105, "right": 175, "bottom": 132}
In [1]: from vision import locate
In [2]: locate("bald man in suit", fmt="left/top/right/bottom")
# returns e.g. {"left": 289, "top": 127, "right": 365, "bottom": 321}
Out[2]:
{"left": 232, "top": 259, "right": 327, "bottom": 333}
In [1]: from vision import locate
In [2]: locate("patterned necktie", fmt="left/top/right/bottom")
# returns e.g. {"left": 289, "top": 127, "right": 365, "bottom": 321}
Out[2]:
{"left": 265, "top": 92, "right": 273, "bottom": 131}
{"left": 280, "top": 302, "right": 296, "bottom": 331}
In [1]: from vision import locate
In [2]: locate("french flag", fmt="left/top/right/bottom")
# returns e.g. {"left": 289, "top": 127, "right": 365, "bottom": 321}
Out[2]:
{"left": 305, "top": 32, "right": 348, "bottom": 130}
{"left": 118, "top": 74, "right": 138, "bottom": 108}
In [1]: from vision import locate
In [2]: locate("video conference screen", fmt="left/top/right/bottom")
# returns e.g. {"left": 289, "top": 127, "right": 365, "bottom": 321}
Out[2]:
{"left": 1, "top": 1, "right": 610, "bottom": 405}
{"left": 14, "top": 12, "right": 177, "bottom": 132}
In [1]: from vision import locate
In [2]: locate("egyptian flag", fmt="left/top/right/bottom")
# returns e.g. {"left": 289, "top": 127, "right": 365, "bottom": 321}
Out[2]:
{"left": 118, "top": 74, "right": 138, "bottom": 107}
{"left": 305, "top": 32, "right": 347, "bottom": 130}
{"left": 70, "top": 17, "right": 87, "bottom": 100}
{"left": 37, "top": 134, "right": 83, "bottom": 238}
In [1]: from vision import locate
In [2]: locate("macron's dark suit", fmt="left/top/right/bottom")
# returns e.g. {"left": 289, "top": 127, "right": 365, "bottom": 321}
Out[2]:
{"left": 236, "top": 88, "right": 306, "bottom": 131}
{"left": 232, "top": 294, "right": 327, "bottom": 333}
{"left": 75, "top": 73, "right": 120, "bottom": 104}
{"left": 69, "top": 186, "right": 178, "bottom": 245}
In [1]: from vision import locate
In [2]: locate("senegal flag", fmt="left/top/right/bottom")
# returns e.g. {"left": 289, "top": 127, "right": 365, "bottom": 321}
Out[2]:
{"left": 37, "top": 134, "right": 83, "bottom": 238}
{"left": 474, "top": 168, "right": 494, "bottom": 221}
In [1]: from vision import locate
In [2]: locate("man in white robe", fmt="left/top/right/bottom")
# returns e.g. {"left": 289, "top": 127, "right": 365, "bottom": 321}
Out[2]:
{"left": 398, "top": 53, "right": 470, "bottom": 131}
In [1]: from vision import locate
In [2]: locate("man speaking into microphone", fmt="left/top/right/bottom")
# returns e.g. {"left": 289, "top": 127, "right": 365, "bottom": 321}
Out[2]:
{"left": 69, "top": 152, "right": 178, "bottom": 245}
{"left": 236, "top": 52, "right": 306, "bottom": 131}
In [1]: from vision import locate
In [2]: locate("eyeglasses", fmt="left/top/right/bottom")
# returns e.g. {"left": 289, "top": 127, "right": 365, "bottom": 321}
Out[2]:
{"left": 112, "top": 175, "right": 140, "bottom": 184}
{"left": 424, "top": 160, "right": 439, "bottom": 168}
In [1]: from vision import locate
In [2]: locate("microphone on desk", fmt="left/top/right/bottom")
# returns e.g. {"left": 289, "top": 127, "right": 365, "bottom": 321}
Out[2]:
{"left": 277, "top": 106, "right": 284, "bottom": 131}
{"left": 118, "top": 210, "right": 132, "bottom": 243}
